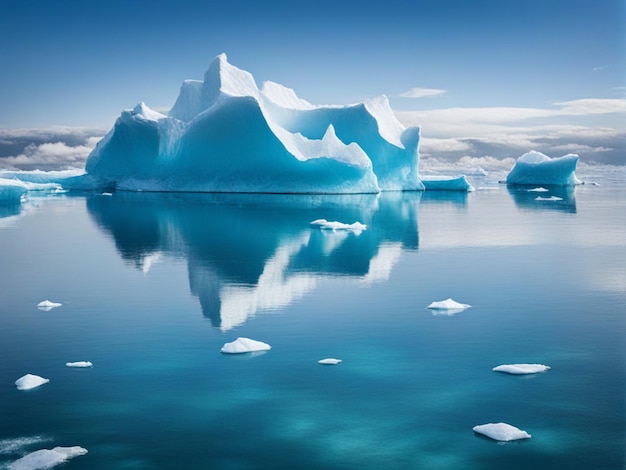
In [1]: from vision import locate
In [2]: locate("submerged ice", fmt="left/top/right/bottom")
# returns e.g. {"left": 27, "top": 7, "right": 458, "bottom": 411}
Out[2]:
{"left": 79, "top": 53, "right": 423, "bottom": 194}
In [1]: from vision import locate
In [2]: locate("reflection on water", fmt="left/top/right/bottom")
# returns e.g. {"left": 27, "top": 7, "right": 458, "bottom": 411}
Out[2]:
{"left": 87, "top": 191, "right": 421, "bottom": 329}
{"left": 507, "top": 185, "right": 577, "bottom": 213}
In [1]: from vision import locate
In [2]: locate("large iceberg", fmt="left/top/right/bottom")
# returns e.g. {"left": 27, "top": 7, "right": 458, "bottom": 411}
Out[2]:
{"left": 506, "top": 151, "right": 580, "bottom": 186}
{"left": 81, "top": 54, "right": 423, "bottom": 194}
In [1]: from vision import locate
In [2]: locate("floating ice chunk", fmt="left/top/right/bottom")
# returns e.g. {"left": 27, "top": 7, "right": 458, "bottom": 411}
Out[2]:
{"left": 220, "top": 337, "right": 271, "bottom": 354}
{"left": 7, "top": 446, "right": 87, "bottom": 470}
{"left": 310, "top": 219, "right": 367, "bottom": 233}
{"left": 37, "top": 300, "right": 62, "bottom": 311}
{"left": 65, "top": 361, "right": 93, "bottom": 368}
{"left": 318, "top": 358, "right": 342, "bottom": 365}
{"left": 493, "top": 364, "right": 550, "bottom": 375}
{"left": 535, "top": 196, "right": 563, "bottom": 201}
{"left": 426, "top": 298, "right": 471, "bottom": 310}
{"left": 15, "top": 374, "right": 50, "bottom": 391}
{"left": 506, "top": 150, "right": 580, "bottom": 186}
{"left": 421, "top": 175, "right": 475, "bottom": 192}
{"left": 473, "top": 422, "right": 531, "bottom": 441}
{"left": 527, "top": 187, "right": 549, "bottom": 192}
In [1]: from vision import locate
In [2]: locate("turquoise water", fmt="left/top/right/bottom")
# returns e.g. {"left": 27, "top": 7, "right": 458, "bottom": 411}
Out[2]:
{"left": 0, "top": 184, "right": 624, "bottom": 469}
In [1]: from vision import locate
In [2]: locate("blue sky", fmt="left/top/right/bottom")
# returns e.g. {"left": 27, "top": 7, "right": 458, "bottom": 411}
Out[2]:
{"left": 0, "top": 0, "right": 624, "bottom": 168}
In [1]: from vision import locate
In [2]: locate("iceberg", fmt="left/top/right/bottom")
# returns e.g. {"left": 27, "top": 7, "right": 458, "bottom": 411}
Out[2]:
{"left": 81, "top": 53, "right": 423, "bottom": 194}
{"left": 535, "top": 196, "right": 563, "bottom": 201}
{"left": 7, "top": 446, "right": 87, "bottom": 470}
{"left": 506, "top": 151, "right": 580, "bottom": 186}
{"left": 493, "top": 364, "right": 550, "bottom": 374}
{"left": 15, "top": 374, "right": 49, "bottom": 391}
{"left": 220, "top": 337, "right": 271, "bottom": 354}
{"left": 473, "top": 422, "right": 531, "bottom": 441}
{"left": 421, "top": 175, "right": 474, "bottom": 192}
{"left": 0, "top": 178, "right": 28, "bottom": 202}
{"left": 318, "top": 358, "right": 342, "bottom": 365}
{"left": 37, "top": 300, "right": 62, "bottom": 310}
{"left": 426, "top": 298, "right": 471, "bottom": 310}
{"left": 65, "top": 361, "right": 93, "bottom": 368}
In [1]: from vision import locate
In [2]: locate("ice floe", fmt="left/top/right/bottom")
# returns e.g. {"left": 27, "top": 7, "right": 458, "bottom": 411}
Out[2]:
{"left": 473, "top": 422, "right": 531, "bottom": 441}
{"left": 36, "top": 300, "right": 62, "bottom": 311}
{"left": 310, "top": 219, "right": 367, "bottom": 234}
{"left": 220, "top": 337, "right": 271, "bottom": 354}
{"left": 535, "top": 196, "right": 563, "bottom": 201}
{"left": 426, "top": 298, "right": 471, "bottom": 310}
{"left": 15, "top": 374, "right": 50, "bottom": 391}
{"left": 527, "top": 187, "right": 549, "bottom": 192}
{"left": 493, "top": 364, "right": 550, "bottom": 375}
{"left": 7, "top": 445, "right": 87, "bottom": 470}
{"left": 318, "top": 358, "right": 342, "bottom": 365}
{"left": 65, "top": 361, "right": 93, "bottom": 368}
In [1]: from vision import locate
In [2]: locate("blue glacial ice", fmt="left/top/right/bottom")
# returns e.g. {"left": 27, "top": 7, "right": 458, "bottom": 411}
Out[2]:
{"left": 421, "top": 175, "right": 474, "bottom": 192}
{"left": 506, "top": 150, "right": 580, "bottom": 186}
{"left": 80, "top": 53, "right": 423, "bottom": 194}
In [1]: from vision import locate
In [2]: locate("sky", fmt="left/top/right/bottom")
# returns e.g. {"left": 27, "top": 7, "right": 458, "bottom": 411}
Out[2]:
{"left": 0, "top": 0, "right": 624, "bottom": 170}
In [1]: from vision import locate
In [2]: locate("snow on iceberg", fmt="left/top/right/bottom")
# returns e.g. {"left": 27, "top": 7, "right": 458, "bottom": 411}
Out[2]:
{"left": 421, "top": 175, "right": 474, "bottom": 192}
{"left": 65, "top": 361, "right": 93, "bottom": 368}
{"left": 37, "top": 300, "right": 62, "bottom": 311}
{"left": 15, "top": 374, "right": 50, "bottom": 391}
{"left": 82, "top": 53, "right": 423, "bottom": 194}
{"left": 473, "top": 422, "right": 531, "bottom": 441}
{"left": 506, "top": 151, "right": 580, "bottom": 186}
{"left": 310, "top": 219, "right": 367, "bottom": 233}
{"left": 220, "top": 337, "right": 271, "bottom": 354}
{"left": 493, "top": 364, "right": 550, "bottom": 375}
{"left": 318, "top": 358, "right": 342, "bottom": 365}
{"left": 426, "top": 298, "right": 471, "bottom": 310}
{"left": 7, "top": 446, "right": 87, "bottom": 470}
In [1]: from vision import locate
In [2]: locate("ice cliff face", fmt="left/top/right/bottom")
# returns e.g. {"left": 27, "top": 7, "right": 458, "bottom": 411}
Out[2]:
{"left": 85, "top": 53, "right": 423, "bottom": 194}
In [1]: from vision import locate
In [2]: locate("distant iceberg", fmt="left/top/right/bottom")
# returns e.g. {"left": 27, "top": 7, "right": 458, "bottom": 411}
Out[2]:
{"left": 15, "top": 374, "right": 49, "bottom": 391}
{"left": 426, "top": 298, "right": 471, "bottom": 310}
{"left": 506, "top": 151, "right": 580, "bottom": 186}
{"left": 79, "top": 53, "right": 423, "bottom": 194}
{"left": 493, "top": 364, "right": 550, "bottom": 374}
{"left": 66, "top": 361, "right": 93, "bottom": 368}
{"left": 310, "top": 219, "right": 367, "bottom": 233}
{"left": 421, "top": 175, "right": 474, "bottom": 192}
{"left": 220, "top": 337, "right": 271, "bottom": 354}
{"left": 535, "top": 196, "right": 563, "bottom": 201}
{"left": 37, "top": 300, "right": 62, "bottom": 310}
{"left": 7, "top": 445, "right": 87, "bottom": 469}
{"left": 473, "top": 422, "right": 531, "bottom": 441}
{"left": 318, "top": 358, "right": 342, "bottom": 365}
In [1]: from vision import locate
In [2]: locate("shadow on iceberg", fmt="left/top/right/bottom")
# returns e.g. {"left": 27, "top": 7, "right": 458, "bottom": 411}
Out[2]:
{"left": 86, "top": 191, "right": 420, "bottom": 329}
{"left": 506, "top": 186, "right": 576, "bottom": 213}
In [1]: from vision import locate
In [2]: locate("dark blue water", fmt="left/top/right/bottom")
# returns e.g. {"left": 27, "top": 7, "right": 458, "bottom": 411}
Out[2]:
{"left": 0, "top": 184, "right": 624, "bottom": 469}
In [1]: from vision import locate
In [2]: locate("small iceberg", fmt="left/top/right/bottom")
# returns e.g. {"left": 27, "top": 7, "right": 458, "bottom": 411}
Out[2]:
{"left": 318, "top": 358, "right": 342, "bottom": 365}
{"left": 527, "top": 187, "right": 549, "bottom": 192}
{"left": 15, "top": 374, "right": 50, "bottom": 391}
{"left": 220, "top": 337, "right": 271, "bottom": 354}
{"left": 426, "top": 298, "right": 471, "bottom": 310}
{"left": 310, "top": 219, "right": 367, "bottom": 234}
{"left": 37, "top": 300, "right": 62, "bottom": 311}
{"left": 421, "top": 175, "right": 475, "bottom": 192}
{"left": 493, "top": 364, "right": 550, "bottom": 375}
{"left": 535, "top": 196, "right": 563, "bottom": 201}
{"left": 473, "top": 422, "right": 531, "bottom": 441}
{"left": 506, "top": 150, "right": 580, "bottom": 186}
{"left": 7, "top": 445, "right": 87, "bottom": 469}
{"left": 65, "top": 361, "right": 93, "bottom": 368}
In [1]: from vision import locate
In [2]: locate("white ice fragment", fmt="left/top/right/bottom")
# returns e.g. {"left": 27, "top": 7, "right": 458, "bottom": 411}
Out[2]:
{"left": 527, "top": 187, "right": 549, "bottom": 192}
{"left": 426, "top": 298, "right": 471, "bottom": 310}
{"left": 535, "top": 196, "right": 563, "bottom": 201}
{"left": 493, "top": 364, "right": 550, "bottom": 375}
{"left": 318, "top": 358, "right": 342, "bottom": 365}
{"left": 15, "top": 374, "right": 50, "bottom": 391}
{"left": 65, "top": 361, "right": 93, "bottom": 368}
{"left": 310, "top": 219, "right": 367, "bottom": 233}
{"left": 473, "top": 422, "right": 531, "bottom": 441}
{"left": 220, "top": 337, "right": 271, "bottom": 354}
{"left": 37, "top": 300, "right": 62, "bottom": 310}
{"left": 7, "top": 445, "right": 87, "bottom": 470}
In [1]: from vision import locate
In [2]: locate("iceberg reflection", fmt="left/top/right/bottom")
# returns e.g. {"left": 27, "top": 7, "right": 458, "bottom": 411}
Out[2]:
{"left": 86, "top": 191, "right": 420, "bottom": 329}
{"left": 506, "top": 185, "right": 577, "bottom": 213}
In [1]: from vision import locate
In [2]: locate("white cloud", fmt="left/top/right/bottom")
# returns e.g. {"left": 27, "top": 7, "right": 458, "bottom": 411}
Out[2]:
{"left": 1, "top": 139, "right": 100, "bottom": 171}
{"left": 397, "top": 87, "right": 446, "bottom": 98}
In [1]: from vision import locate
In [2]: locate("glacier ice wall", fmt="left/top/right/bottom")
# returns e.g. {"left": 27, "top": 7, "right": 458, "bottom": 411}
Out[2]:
{"left": 84, "top": 54, "right": 423, "bottom": 194}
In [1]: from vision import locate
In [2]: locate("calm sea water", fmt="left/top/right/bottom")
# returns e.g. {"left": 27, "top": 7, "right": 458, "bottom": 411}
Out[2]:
{"left": 0, "top": 180, "right": 624, "bottom": 469}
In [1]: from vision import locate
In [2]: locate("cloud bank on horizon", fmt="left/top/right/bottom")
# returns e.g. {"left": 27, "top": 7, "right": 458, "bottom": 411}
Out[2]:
{"left": 0, "top": 0, "right": 623, "bottom": 169}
